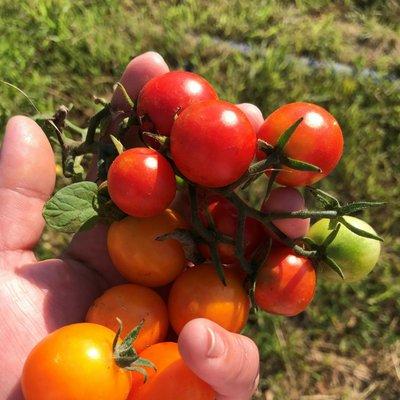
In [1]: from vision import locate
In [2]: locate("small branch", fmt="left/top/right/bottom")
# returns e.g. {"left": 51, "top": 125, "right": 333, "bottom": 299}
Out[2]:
{"left": 188, "top": 185, "right": 226, "bottom": 284}
{"left": 86, "top": 105, "right": 111, "bottom": 146}
{"left": 234, "top": 208, "right": 253, "bottom": 274}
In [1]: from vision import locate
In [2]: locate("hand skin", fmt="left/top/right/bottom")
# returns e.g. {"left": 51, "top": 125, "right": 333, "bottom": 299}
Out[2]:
{"left": 0, "top": 52, "right": 260, "bottom": 400}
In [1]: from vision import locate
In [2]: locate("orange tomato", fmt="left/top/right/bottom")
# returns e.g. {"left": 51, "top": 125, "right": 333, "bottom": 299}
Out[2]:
{"left": 107, "top": 209, "right": 187, "bottom": 287}
{"left": 128, "top": 342, "right": 215, "bottom": 400}
{"left": 168, "top": 263, "right": 250, "bottom": 334}
{"left": 22, "top": 323, "right": 131, "bottom": 400}
{"left": 86, "top": 284, "right": 169, "bottom": 353}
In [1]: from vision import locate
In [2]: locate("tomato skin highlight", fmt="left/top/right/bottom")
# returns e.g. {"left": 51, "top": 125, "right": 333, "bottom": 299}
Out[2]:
{"left": 257, "top": 102, "right": 343, "bottom": 187}
{"left": 128, "top": 342, "right": 215, "bottom": 400}
{"left": 168, "top": 263, "right": 250, "bottom": 334}
{"left": 107, "top": 147, "right": 176, "bottom": 218}
{"left": 171, "top": 100, "right": 257, "bottom": 187}
{"left": 308, "top": 216, "right": 381, "bottom": 282}
{"left": 261, "top": 187, "right": 310, "bottom": 240}
{"left": 107, "top": 210, "right": 187, "bottom": 287}
{"left": 255, "top": 246, "right": 316, "bottom": 316}
{"left": 86, "top": 284, "right": 169, "bottom": 353}
{"left": 137, "top": 71, "right": 218, "bottom": 136}
{"left": 22, "top": 323, "right": 131, "bottom": 400}
{"left": 198, "top": 195, "right": 265, "bottom": 264}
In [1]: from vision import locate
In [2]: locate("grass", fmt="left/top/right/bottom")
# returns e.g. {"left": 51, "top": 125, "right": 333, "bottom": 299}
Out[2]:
{"left": 1, "top": 1, "right": 399, "bottom": 398}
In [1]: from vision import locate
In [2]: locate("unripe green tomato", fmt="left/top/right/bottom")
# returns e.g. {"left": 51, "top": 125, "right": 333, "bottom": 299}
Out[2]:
{"left": 308, "top": 216, "right": 381, "bottom": 282}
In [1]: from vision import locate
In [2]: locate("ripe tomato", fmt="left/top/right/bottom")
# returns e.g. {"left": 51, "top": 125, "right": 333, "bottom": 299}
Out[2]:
{"left": 128, "top": 342, "right": 215, "bottom": 400}
{"left": 255, "top": 246, "right": 316, "bottom": 316}
{"left": 107, "top": 210, "right": 187, "bottom": 287}
{"left": 225, "top": 262, "right": 248, "bottom": 282}
{"left": 137, "top": 71, "right": 218, "bottom": 136}
{"left": 22, "top": 323, "right": 131, "bottom": 400}
{"left": 198, "top": 195, "right": 265, "bottom": 264}
{"left": 171, "top": 100, "right": 257, "bottom": 187}
{"left": 257, "top": 102, "right": 343, "bottom": 186}
{"left": 168, "top": 263, "right": 250, "bottom": 334}
{"left": 261, "top": 187, "right": 310, "bottom": 239}
{"left": 107, "top": 147, "right": 176, "bottom": 218}
{"left": 86, "top": 284, "right": 169, "bottom": 353}
{"left": 308, "top": 216, "right": 381, "bottom": 282}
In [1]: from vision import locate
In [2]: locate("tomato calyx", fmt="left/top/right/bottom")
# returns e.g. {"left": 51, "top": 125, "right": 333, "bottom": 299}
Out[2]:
{"left": 299, "top": 190, "right": 384, "bottom": 279}
{"left": 112, "top": 319, "right": 156, "bottom": 380}
{"left": 155, "top": 228, "right": 204, "bottom": 264}
{"left": 305, "top": 187, "right": 385, "bottom": 241}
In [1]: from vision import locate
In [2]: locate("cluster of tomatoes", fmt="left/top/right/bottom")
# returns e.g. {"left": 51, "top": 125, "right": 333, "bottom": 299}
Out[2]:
{"left": 22, "top": 71, "right": 381, "bottom": 399}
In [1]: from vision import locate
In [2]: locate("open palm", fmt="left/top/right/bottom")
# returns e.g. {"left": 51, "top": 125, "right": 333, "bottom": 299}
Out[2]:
{"left": 0, "top": 52, "right": 259, "bottom": 400}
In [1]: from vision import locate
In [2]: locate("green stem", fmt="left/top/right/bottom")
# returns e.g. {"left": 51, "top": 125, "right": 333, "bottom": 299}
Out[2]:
{"left": 65, "top": 120, "right": 86, "bottom": 137}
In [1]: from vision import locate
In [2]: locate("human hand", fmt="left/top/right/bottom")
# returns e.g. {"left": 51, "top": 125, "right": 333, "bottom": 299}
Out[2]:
{"left": 0, "top": 52, "right": 260, "bottom": 400}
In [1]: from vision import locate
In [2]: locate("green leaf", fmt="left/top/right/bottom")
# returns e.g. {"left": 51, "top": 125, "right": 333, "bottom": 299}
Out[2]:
{"left": 110, "top": 135, "right": 125, "bottom": 155}
{"left": 324, "top": 256, "right": 345, "bottom": 280}
{"left": 119, "top": 319, "right": 144, "bottom": 351}
{"left": 339, "top": 217, "right": 384, "bottom": 242}
{"left": 322, "top": 222, "right": 340, "bottom": 247}
{"left": 276, "top": 117, "right": 303, "bottom": 150}
{"left": 328, "top": 218, "right": 338, "bottom": 230}
{"left": 125, "top": 366, "right": 148, "bottom": 380}
{"left": 248, "top": 153, "right": 277, "bottom": 175}
{"left": 43, "top": 181, "right": 100, "bottom": 233}
{"left": 264, "top": 169, "right": 279, "bottom": 198}
{"left": 284, "top": 157, "right": 322, "bottom": 172}
{"left": 115, "top": 82, "right": 134, "bottom": 108}
{"left": 257, "top": 139, "right": 274, "bottom": 153}
{"left": 306, "top": 186, "right": 340, "bottom": 208}
{"left": 339, "top": 201, "right": 386, "bottom": 215}
{"left": 132, "top": 358, "right": 157, "bottom": 370}
{"left": 302, "top": 236, "right": 317, "bottom": 247}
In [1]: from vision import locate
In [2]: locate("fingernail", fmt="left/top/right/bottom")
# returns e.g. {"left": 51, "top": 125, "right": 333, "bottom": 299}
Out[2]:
{"left": 206, "top": 327, "right": 226, "bottom": 358}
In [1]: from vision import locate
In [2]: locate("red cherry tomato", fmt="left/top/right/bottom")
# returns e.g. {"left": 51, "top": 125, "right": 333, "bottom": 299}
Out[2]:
{"left": 255, "top": 246, "right": 316, "bottom": 316}
{"left": 171, "top": 100, "right": 257, "bottom": 187}
{"left": 137, "top": 71, "right": 218, "bottom": 136}
{"left": 108, "top": 148, "right": 176, "bottom": 217}
{"left": 198, "top": 195, "right": 265, "bottom": 264}
{"left": 257, "top": 102, "right": 343, "bottom": 186}
{"left": 261, "top": 187, "right": 309, "bottom": 240}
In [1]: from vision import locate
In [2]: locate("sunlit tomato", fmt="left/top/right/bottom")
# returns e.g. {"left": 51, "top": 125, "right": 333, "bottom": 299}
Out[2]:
{"left": 107, "top": 148, "right": 176, "bottom": 218}
{"left": 198, "top": 195, "right": 265, "bottom": 264}
{"left": 22, "top": 323, "right": 131, "bottom": 400}
{"left": 107, "top": 210, "right": 187, "bottom": 287}
{"left": 255, "top": 246, "right": 316, "bottom": 316}
{"left": 171, "top": 100, "right": 257, "bottom": 187}
{"left": 86, "top": 284, "right": 169, "bottom": 353}
{"left": 137, "top": 71, "right": 218, "bottom": 136}
{"left": 168, "top": 263, "right": 250, "bottom": 334}
{"left": 308, "top": 216, "right": 381, "bottom": 282}
{"left": 261, "top": 187, "right": 310, "bottom": 239}
{"left": 128, "top": 342, "right": 215, "bottom": 400}
{"left": 257, "top": 102, "right": 343, "bottom": 186}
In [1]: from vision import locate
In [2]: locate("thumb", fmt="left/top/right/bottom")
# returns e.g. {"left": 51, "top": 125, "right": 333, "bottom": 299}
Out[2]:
{"left": 0, "top": 116, "right": 55, "bottom": 252}
{"left": 178, "top": 318, "right": 260, "bottom": 400}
